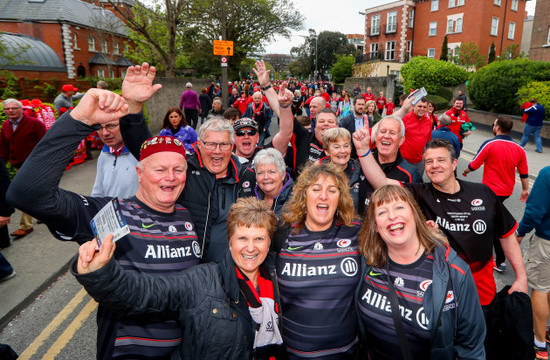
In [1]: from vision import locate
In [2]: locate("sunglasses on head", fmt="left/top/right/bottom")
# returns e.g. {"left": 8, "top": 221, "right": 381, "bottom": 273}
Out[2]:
{"left": 236, "top": 129, "right": 257, "bottom": 137}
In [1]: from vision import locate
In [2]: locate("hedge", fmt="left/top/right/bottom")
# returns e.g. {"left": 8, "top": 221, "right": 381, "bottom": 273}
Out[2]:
{"left": 516, "top": 81, "right": 550, "bottom": 122}
{"left": 401, "top": 57, "right": 468, "bottom": 94}
{"left": 467, "top": 59, "right": 550, "bottom": 114}
{"left": 426, "top": 94, "right": 449, "bottom": 111}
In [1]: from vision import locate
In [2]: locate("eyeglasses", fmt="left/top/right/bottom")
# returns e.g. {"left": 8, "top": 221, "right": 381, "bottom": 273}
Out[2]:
{"left": 201, "top": 140, "right": 232, "bottom": 151}
{"left": 236, "top": 129, "right": 257, "bottom": 137}
{"left": 100, "top": 123, "right": 119, "bottom": 131}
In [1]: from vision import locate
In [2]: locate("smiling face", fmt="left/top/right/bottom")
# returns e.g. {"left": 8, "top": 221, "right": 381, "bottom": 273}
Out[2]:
{"left": 367, "top": 103, "right": 376, "bottom": 114}
{"left": 375, "top": 199, "right": 418, "bottom": 256}
{"left": 376, "top": 118, "right": 404, "bottom": 163}
{"left": 234, "top": 126, "right": 259, "bottom": 158}
{"left": 325, "top": 138, "right": 351, "bottom": 169}
{"left": 305, "top": 175, "right": 340, "bottom": 231}
{"left": 255, "top": 162, "right": 285, "bottom": 197}
{"left": 424, "top": 147, "right": 457, "bottom": 189}
{"left": 427, "top": 103, "right": 434, "bottom": 115}
{"left": 314, "top": 112, "right": 338, "bottom": 143}
{"left": 453, "top": 99, "right": 463, "bottom": 111}
{"left": 413, "top": 101, "right": 428, "bottom": 117}
{"left": 135, "top": 152, "right": 187, "bottom": 213}
{"left": 197, "top": 130, "right": 233, "bottom": 178}
{"left": 169, "top": 111, "right": 182, "bottom": 129}
{"left": 229, "top": 225, "right": 270, "bottom": 283}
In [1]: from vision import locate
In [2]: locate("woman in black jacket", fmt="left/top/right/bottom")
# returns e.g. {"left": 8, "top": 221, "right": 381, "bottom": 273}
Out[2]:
{"left": 74, "top": 198, "right": 285, "bottom": 360}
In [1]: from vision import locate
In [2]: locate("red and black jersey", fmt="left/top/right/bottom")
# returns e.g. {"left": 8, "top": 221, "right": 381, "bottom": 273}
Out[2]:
{"left": 444, "top": 108, "right": 470, "bottom": 142}
{"left": 284, "top": 119, "right": 324, "bottom": 178}
{"left": 404, "top": 180, "right": 517, "bottom": 305}
{"left": 277, "top": 221, "right": 361, "bottom": 358}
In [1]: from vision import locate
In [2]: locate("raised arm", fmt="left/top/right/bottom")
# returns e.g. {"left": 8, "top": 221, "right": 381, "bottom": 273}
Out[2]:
{"left": 271, "top": 81, "right": 294, "bottom": 155}
{"left": 392, "top": 94, "right": 414, "bottom": 120}
{"left": 253, "top": 60, "right": 279, "bottom": 115}
{"left": 352, "top": 127, "right": 400, "bottom": 189}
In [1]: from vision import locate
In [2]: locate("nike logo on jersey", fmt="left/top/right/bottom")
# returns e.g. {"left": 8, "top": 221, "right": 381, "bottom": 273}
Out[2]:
{"left": 287, "top": 246, "right": 304, "bottom": 251}
{"left": 369, "top": 270, "right": 383, "bottom": 276}
{"left": 141, "top": 223, "right": 155, "bottom": 229}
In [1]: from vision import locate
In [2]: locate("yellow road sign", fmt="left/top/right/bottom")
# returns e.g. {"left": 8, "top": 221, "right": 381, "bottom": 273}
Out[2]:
{"left": 213, "top": 40, "right": 234, "bottom": 56}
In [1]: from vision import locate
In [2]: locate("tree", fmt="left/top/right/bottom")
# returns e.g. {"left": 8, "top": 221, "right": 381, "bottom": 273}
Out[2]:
{"left": 488, "top": 42, "right": 496, "bottom": 64}
{"left": 107, "top": 0, "right": 188, "bottom": 77}
{"left": 440, "top": 36, "right": 449, "bottom": 61}
{"left": 457, "top": 42, "right": 485, "bottom": 71}
{"left": 183, "top": 0, "right": 303, "bottom": 78}
{"left": 502, "top": 44, "right": 521, "bottom": 60}
{"left": 329, "top": 55, "right": 354, "bottom": 83}
{"left": 401, "top": 56, "right": 468, "bottom": 94}
{"left": 316, "top": 31, "right": 349, "bottom": 75}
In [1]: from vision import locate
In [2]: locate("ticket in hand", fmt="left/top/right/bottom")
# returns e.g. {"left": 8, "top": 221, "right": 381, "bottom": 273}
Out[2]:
{"left": 409, "top": 87, "right": 427, "bottom": 105}
{"left": 90, "top": 199, "right": 130, "bottom": 249}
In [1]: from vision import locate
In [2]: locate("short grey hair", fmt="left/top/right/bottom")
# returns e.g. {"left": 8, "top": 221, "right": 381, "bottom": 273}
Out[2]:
{"left": 373, "top": 116, "right": 405, "bottom": 137}
{"left": 212, "top": 97, "right": 222, "bottom": 105}
{"left": 253, "top": 91, "right": 262, "bottom": 99}
{"left": 438, "top": 113, "right": 452, "bottom": 126}
{"left": 198, "top": 117, "right": 235, "bottom": 143}
{"left": 253, "top": 148, "right": 286, "bottom": 176}
{"left": 2, "top": 99, "right": 22, "bottom": 108}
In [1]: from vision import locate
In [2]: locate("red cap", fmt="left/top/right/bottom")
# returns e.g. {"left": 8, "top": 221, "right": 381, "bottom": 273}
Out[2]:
{"left": 62, "top": 84, "right": 78, "bottom": 92}
{"left": 139, "top": 136, "right": 187, "bottom": 161}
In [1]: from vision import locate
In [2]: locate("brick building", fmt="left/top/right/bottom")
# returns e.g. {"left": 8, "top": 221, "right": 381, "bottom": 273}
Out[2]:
{"left": 346, "top": 34, "right": 365, "bottom": 53}
{"left": 0, "top": 0, "right": 135, "bottom": 83}
{"left": 362, "top": 0, "right": 528, "bottom": 63}
{"left": 529, "top": 0, "right": 550, "bottom": 61}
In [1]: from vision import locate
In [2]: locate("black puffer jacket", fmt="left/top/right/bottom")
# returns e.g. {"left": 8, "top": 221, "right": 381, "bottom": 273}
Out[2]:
{"left": 74, "top": 250, "right": 282, "bottom": 360}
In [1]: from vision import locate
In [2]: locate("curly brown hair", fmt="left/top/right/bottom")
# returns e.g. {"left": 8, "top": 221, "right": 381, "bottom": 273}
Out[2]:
{"left": 358, "top": 185, "right": 447, "bottom": 267}
{"left": 281, "top": 162, "right": 356, "bottom": 234}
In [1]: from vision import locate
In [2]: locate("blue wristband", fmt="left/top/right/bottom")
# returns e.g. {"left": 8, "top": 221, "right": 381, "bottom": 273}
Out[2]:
{"left": 359, "top": 148, "right": 371, "bottom": 158}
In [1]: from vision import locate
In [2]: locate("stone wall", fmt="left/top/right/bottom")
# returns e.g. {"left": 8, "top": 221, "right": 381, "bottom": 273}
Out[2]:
{"left": 344, "top": 75, "right": 397, "bottom": 103}
{"left": 465, "top": 108, "right": 549, "bottom": 140}
{"left": 145, "top": 77, "right": 213, "bottom": 133}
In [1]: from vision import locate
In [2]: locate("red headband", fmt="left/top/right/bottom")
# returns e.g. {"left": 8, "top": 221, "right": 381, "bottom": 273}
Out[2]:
{"left": 139, "top": 136, "right": 187, "bottom": 161}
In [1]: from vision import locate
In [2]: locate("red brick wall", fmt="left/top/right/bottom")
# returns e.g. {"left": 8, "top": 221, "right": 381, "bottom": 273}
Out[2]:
{"left": 413, "top": 0, "right": 527, "bottom": 59}
{"left": 529, "top": 0, "right": 550, "bottom": 61}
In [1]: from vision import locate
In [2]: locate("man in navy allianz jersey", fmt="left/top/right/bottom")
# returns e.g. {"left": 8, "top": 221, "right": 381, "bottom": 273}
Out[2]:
{"left": 353, "top": 127, "right": 528, "bottom": 309}
{"left": 8, "top": 66, "right": 202, "bottom": 359}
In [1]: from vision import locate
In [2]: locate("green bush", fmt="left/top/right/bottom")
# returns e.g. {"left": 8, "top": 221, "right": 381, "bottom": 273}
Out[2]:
{"left": 467, "top": 59, "right": 550, "bottom": 114}
{"left": 401, "top": 57, "right": 468, "bottom": 94}
{"left": 516, "top": 81, "right": 550, "bottom": 122}
{"left": 329, "top": 55, "right": 355, "bottom": 84}
{"left": 435, "top": 86, "right": 453, "bottom": 101}
{"left": 426, "top": 94, "right": 449, "bottom": 111}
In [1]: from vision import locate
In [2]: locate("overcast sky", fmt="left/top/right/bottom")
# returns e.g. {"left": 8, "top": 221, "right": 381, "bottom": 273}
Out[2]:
{"left": 262, "top": 0, "right": 537, "bottom": 55}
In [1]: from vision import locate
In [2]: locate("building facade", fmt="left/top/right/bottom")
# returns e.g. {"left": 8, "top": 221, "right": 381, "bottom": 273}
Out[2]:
{"left": 346, "top": 34, "right": 365, "bottom": 53}
{"left": 529, "top": 0, "right": 550, "bottom": 61}
{"left": 362, "top": 0, "right": 528, "bottom": 63}
{"left": 0, "top": 0, "right": 135, "bottom": 82}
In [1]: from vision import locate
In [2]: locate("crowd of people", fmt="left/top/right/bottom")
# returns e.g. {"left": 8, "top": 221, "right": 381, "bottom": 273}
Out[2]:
{"left": 0, "top": 60, "right": 548, "bottom": 360}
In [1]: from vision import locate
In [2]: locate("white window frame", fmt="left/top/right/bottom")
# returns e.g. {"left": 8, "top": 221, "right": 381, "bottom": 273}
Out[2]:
{"left": 121, "top": 70, "right": 126, "bottom": 78}
{"left": 511, "top": 0, "right": 518, "bottom": 11}
{"left": 109, "top": 69, "right": 115, "bottom": 78}
{"left": 447, "top": 19, "right": 454, "bottom": 33}
{"left": 449, "top": 0, "right": 456, "bottom": 7}
{"left": 431, "top": 0, "right": 439, "bottom": 11}
{"left": 385, "top": 41, "right": 395, "bottom": 61}
{"left": 73, "top": 33, "right": 79, "bottom": 50}
{"left": 371, "top": 15, "right": 380, "bottom": 35}
{"left": 547, "top": 27, "right": 550, "bottom": 45}
{"left": 427, "top": 48, "right": 436, "bottom": 58}
{"left": 370, "top": 43, "right": 379, "bottom": 59}
{"left": 406, "top": 40, "right": 413, "bottom": 60}
{"left": 408, "top": 9, "right": 415, "bottom": 28}
{"left": 88, "top": 36, "right": 95, "bottom": 51}
{"left": 387, "top": 11, "right": 397, "bottom": 33}
{"left": 113, "top": 42, "right": 119, "bottom": 55}
{"left": 101, "top": 39, "right": 108, "bottom": 53}
{"left": 508, "top": 22, "right": 515, "bottom": 40}
{"left": 457, "top": 0, "right": 464, "bottom": 5}
{"left": 98, "top": 68, "right": 105, "bottom": 78}
{"left": 453, "top": 46, "right": 460, "bottom": 64}
{"left": 429, "top": 21, "right": 437, "bottom": 36}
{"left": 491, "top": 17, "right": 499, "bottom": 36}
{"left": 494, "top": 0, "right": 501, "bottom": 5}
{"left": 456, "top": 17, "right": 463, "bottom": 32}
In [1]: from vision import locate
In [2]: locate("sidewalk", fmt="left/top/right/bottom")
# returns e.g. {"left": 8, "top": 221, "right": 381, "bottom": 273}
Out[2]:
{"left": 0, "top": 122, "right": 548, "bottom": 331}
{"left": 0, "top": 155, "right": 98, "bottom": 330}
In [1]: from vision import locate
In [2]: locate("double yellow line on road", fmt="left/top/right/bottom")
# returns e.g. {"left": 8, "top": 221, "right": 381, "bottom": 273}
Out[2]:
{"left": 19, "top": 288, "right": 97, "bottom": 360}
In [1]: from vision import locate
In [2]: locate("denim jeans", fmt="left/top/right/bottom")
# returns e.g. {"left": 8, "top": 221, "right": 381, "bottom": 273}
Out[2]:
{"left": 0, "top": 252, "right": 13, "bottom": 279}
{"left": 519, "top": 124, "right": 542, "bottom": 152}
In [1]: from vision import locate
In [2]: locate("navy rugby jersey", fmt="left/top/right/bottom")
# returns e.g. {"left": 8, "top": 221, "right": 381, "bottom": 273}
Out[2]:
{"left": 277, "top": 221, "right": 361, "bottom": 358}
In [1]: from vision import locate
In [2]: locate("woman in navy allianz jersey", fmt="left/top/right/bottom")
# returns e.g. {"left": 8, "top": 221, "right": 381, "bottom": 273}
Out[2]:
{"left": 272, "top": 162, "right": 362, "bottom": 359}
{"left": 355, "top": 185, "right": 486, "bottom": 360}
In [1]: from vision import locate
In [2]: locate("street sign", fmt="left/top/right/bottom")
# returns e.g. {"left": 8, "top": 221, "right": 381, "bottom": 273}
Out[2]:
{"left": 221, "top": 56, "right": 228, "bottom": 63}
{"left": 213, "top": 40, "right": 234, "bottom": 56}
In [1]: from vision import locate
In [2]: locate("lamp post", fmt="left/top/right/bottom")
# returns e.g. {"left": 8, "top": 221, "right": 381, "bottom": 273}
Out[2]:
{"left": 308, "top": 29, "right": 318, "bottom": 80}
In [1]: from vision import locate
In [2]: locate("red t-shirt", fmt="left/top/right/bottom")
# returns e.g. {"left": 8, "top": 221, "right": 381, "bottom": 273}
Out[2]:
{"left": 385, "top": 103, "right": 395, "bottom": 115}
{"left": 400, "top": 111, "right": 432, "bottom": 163}
{"left": 444, "top": 108, "right": 471, "bottom": 142}
{"left": 362, "top": 92, "right": 375, "bottom": 102}
{"left": 376, "top": 96, "right": 386, "bottom": 109}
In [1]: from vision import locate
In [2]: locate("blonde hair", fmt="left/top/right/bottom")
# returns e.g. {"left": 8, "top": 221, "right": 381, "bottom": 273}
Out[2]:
{"left": 322, "top": 127, "right": 351, "bottom": 151}
{"left": 365, "top": 100, "right": 376, "bottom": 114}
{"left": 281, "top": 162, "right": 356, "bottom": 233}
{"left": 358, "top": 185, "right": 447, "bottom": 267}
{"left": 227, "top": 198, "right": 277, "bottom": 241}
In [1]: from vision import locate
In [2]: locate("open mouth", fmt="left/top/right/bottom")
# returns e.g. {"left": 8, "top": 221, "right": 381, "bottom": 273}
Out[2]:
{"left": 242, "top": 254, "right": 257, "bottom": 260}
{"left": 388, "top": 223, "right": 404, "bottom": 234}
{"left": 160, "top": 185, "right": 176, "bottom": 192}
{"left": 317, "top": 204, "right": 329, "bottom": 213}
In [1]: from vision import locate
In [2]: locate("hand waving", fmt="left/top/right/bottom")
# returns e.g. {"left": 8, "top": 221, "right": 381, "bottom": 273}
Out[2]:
{"left": 122, "top": 63, "right": 163, "bottom": 111}
{"left": 278, "top": 82, "right": 293, "bottom": 109}
{"left": 253, "top": 60, "right": 271, "bottom": 87}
